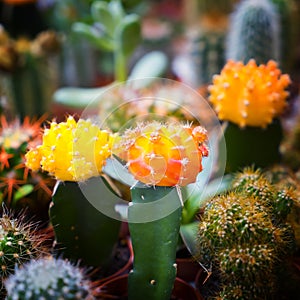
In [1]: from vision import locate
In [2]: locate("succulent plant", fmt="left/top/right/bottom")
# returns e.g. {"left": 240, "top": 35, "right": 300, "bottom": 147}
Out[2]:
{"left": 0, "top": 116, "right": 54, "bottom": 223}
{"left": 197, "top": 183, "right": 296, "bottom": 299}
{"left": 25, "top": 116, "right": 121, "bottom": 271}
{"left": 0, "top": 213, "right": 44, "bottom": 294}
{"left": 5, "top": 257, "right": 94, "bottom": 300}
{"left": 114, "top": 121, "right": 209, "bottom": 300}
{"left": 226, "top": 0, "right": 280, "bottom": 64}
{"left": 208, "top": 59, "right": 291, "bottom": 172}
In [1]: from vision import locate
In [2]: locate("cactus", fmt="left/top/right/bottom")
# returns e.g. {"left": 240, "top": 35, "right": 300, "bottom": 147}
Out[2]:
{"left": 114, "top": 121, "right": 209, "bottom": 300}
{"left": 0, "top": 116, "right": 55, "bottom": 223}
{"left": 5, "top": 257, "right": 94, "bottom": 300}
{"left": 0, "top": 213, "right": 44, "bottom": 294}
{"left": 208, "top": 59, "right": 291, "bottom": 172}
{"left": 197, "top": 184, "right": 296, "bottom": 299}
{"left": 25, "top": 116, "right": 122, "bottom": 271}
{"left": 226, "top": 0, "right": 280, "bottom": 65}
{"left": 191, "top": 31, "right": 226, "bottom": 86}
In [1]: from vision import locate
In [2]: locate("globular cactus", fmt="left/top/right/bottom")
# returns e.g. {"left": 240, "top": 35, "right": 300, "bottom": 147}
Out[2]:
{"left": 5, "top": 257, "right": 94, "bottom": 300}
{"left": 226, "top": 0, "right": 280, "bottom": 65}
{"left": 208, "top": 59, "right": 291, "bottom": 172}
{"left": 0, "top": 116, "right": 54, "bottom": 224}
{"left": 114, "top": 121, "right": 209, "bottom": 300}
{"left": 0, "top": 213, "right": 43, "bottom": 291}
{"left": 197, "top": 183, "right": 296, "bottom": 299}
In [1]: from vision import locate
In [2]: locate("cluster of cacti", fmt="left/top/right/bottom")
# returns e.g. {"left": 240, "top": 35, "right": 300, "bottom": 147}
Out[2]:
{"left": 0, "top": 213, "right": 43, "bottom": 291}
{"left": 25, "top": 116, "right": 121, "bottom": 271}
{"left": 5, "top": 257, "right": 94, "bottom": 300}
{"left": 208, "top": 59, "right": 291, "bottom": 172}
{"left": 197, "top": 167, "right": 296, "bottom": 299}
{"left": 0, "top": 116, "right": 54, "bottom": 222}
{"left": 226, "top": 0, "right": 280, "bottom": 64}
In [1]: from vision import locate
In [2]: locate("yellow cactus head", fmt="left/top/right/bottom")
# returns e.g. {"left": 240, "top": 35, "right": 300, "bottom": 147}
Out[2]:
{"left": 25, "top": 116, "right": 114, "bottom": 181}
{"left": 208, "top": 59, "right": 291, "bottom": 128}
{"left": 115, "top": 122, "right": 209, "bottom": 187}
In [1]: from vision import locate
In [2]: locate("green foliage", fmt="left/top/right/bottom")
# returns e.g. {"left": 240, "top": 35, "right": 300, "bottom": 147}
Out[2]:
{"left": 72, "top": 0, "right": 141, "bottom": 81}
{"left": 226, "top": 0, "right": 280, "bottom": 64}
{"left": 5, "top": 257, "right": 94, "bottom": 300}
{"left": 197, "top": 167, "right": 297, "bottom": 299}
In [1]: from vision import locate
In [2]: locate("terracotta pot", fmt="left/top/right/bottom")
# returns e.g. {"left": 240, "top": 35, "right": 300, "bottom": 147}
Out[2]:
{"left": 95, "top": 273, "right": 203, "bottom": 300}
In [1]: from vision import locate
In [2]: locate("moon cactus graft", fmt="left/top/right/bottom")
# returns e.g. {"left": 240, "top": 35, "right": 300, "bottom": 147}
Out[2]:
{"left": 208, "top": 59, "right": 291, "bottom": 128}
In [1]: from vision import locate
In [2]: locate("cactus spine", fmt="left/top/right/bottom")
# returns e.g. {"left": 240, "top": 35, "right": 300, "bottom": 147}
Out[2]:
{"left": 0, "top": 214, "right": 43, "bottom": 293}
{"left": 226, "top": 0, "right": 280, "bottom": 64}
{"left": 5, "top": 257, "right": 94, "bottom": 300}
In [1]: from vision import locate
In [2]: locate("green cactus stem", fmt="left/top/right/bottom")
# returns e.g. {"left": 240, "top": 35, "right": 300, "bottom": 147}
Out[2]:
{"left": 50, "top": 178, "right": 121, "bottom": 272}
{"left": 128, "top": 185, "right": 182, "bottom": 300}
{"left": 226, "top": 0, "right": 280, "bottom": 64}
{"left": 223, "top": 118, "right": 283, "bottom": 173}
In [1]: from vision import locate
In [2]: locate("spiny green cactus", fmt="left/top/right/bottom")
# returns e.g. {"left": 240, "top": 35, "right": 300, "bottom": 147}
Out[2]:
{"left": 232, "top": 167, "right": 295, "bottom": 221}
{"left": 0, "top": 214, "right": 43, "bottom": 288}
{"left": 5, "top": 257, "right": 94, "bottom": 300}
{"left": 191, "top": 31, "right": 225, "bottom": 86}
{"left": 226, "top": 0, "right": 280, "bottom": 64}
{"left": 197, "top": 168, "right": 296, "bottom": 299}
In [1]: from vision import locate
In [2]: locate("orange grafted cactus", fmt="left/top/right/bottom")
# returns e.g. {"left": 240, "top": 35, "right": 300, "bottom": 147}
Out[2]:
{"left": 116, "top": 122, "right": 208, "bottom": 186}
{"left": 208, "top": 59, "right": 291, "bottom": 128}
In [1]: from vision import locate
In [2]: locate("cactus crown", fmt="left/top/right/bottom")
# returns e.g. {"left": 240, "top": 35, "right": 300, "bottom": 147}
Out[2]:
{"left": 226, "top": 0, "right": 280, "bottom": 64}
{"left": 115, "top": 121, "right": 209, "bottom": 186}
{"left": 208, "top": 59, "right": 291, "bottom": 128}
{"left": 25, "top": 116, "right": 115, "bottom": 181}
{"left": 0, "top": 213, "right": 42, "bottom": 280}
{"left": 5, "top": 257, "right": 94, "bottom": 300}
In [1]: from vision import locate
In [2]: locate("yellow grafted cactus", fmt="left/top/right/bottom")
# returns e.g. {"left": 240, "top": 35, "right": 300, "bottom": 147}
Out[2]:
{"left": 116, "top": 122, "right": 209, "bottom": 186}
{"left": 25, "top": 116, "right": 114, "bottom": 181}
{"left": 208, "top": 59, "right": 291, "bottom": 128}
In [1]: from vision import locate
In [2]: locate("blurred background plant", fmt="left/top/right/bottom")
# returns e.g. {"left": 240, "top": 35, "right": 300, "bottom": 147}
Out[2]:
{"left": 0, "top": 115, "right": 55, "bottom": 226}
{"left": 0, "top": 25, "right": 61, "bottom": 119}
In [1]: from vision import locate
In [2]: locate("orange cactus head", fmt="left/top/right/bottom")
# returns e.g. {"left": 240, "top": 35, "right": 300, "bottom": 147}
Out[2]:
{"left": 208, "top": 59, "right": 291, "bottom": 128}
{"left": 115, "top": 122, "right": 209, "bottom": 187}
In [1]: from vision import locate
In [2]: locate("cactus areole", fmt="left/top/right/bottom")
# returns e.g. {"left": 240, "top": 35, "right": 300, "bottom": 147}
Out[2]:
{"left": 116, "top": 122, "right": 209, "bottom": 300}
